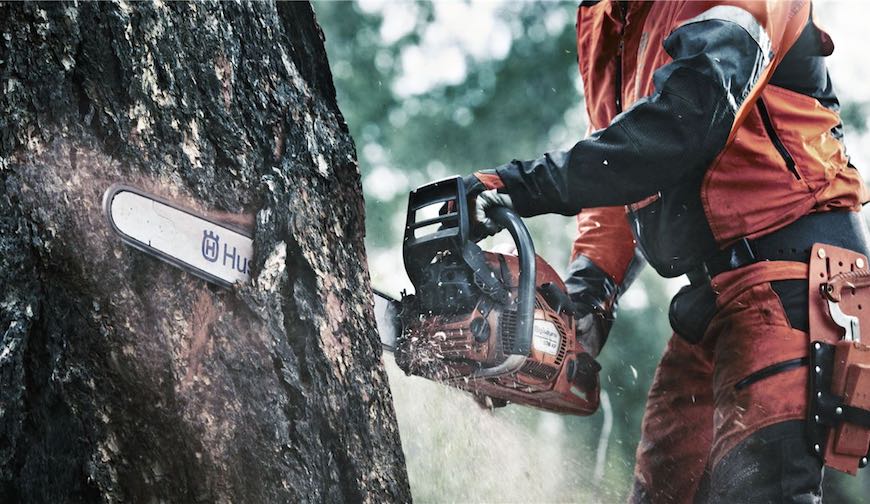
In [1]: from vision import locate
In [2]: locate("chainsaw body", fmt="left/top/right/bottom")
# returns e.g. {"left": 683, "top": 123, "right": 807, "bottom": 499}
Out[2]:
{"left": 395, "top": 177, "right": 600, "bottom": 415}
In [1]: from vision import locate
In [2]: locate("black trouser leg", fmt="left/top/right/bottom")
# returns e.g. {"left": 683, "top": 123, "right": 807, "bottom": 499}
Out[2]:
{"left": 694, "top": 420, "right": 823, "bottom": 504}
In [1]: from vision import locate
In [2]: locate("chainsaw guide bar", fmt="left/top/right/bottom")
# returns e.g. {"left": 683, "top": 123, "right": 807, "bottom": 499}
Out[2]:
{"left": 103, "top": 184, "right": 253, "bottom": 288}
{"left": 373, "top": 289, "right": 402, "bottom": 351}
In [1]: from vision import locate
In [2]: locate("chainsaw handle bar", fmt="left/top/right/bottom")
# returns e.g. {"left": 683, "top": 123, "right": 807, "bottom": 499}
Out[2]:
{"left": 403, "top": 176, "right": 535, "bottom": 365}
{"left": 823, "top": 268, "right": 870, "bottom": 302}
{"left": 403, "top": 176, "right": 470, "bottom": 288}
{"left": 487, "top": 205, "right": 536, "bottom": 357}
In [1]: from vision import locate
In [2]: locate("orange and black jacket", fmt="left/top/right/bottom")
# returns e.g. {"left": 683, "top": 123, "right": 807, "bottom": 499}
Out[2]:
{"left": 486, "top": 0, "right": 868, "bottom": 313}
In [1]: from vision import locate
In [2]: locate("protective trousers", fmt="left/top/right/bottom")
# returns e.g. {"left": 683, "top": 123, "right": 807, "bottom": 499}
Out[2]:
{"left": 630, "top": 261, "right": 824, "bottom": 503}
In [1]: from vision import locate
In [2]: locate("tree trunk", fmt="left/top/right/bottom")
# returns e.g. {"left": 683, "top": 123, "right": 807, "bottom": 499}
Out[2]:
{"left": 0, "top": 2, "right": 410, "bottom": 502}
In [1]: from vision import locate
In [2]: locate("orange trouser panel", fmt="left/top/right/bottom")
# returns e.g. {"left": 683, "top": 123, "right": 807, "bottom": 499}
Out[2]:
{"left": 634, "top": 261, "right": 810, "bottom": 502}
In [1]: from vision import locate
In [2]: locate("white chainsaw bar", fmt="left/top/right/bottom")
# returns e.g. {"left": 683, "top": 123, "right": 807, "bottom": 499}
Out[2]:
{"left": 103, "top": 184, "right": 253, "bottom": 287}
{"left": 373, "top": 289, "right": 402, "bottom": 351}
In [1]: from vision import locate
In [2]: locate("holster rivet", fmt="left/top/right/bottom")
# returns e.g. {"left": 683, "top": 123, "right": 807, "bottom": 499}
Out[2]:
{"left": 814, "top": 444, "right": 821, "bottom": 453}
{"left": 835, "top": 406, "right": 843, "bottom": 415}
{"left": 818, "top": 248, "right": 827, "bottom": 259}
{"left": 857, "top": 258, "right": 866, "bottom": 269}
{"left": 815, "top": 365, "right": 822, "bottom": 374}
{"left": 814, "top": 342, "right": 822, "bottom": 350}
{"left": 814, "top": 414, "right": 820, "bottom": 423}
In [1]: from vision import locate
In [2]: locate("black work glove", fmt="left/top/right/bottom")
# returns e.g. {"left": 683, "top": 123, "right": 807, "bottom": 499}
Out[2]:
{"left": 564, "top": 255, "right": 621, "bottom": 358}
{"left": 567, "top": 250, "right": 645, "bottom": 358}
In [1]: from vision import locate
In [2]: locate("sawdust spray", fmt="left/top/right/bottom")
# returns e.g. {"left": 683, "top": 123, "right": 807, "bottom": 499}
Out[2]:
{"left": 383, "top": 353, "right": 627, "bottom": 503}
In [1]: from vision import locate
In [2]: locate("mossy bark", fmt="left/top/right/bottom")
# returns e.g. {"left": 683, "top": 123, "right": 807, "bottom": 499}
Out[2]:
{"left": 0, "top": 2, "right": 409, "bottom": 502}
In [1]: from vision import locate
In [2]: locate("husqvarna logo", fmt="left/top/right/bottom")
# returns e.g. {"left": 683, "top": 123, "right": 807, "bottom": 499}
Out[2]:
{"left": 202, "top": 230, "right": 220, "bottom": 262}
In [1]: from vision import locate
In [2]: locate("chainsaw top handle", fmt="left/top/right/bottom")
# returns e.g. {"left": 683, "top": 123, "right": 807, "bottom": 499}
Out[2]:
{"left": 403, "top": 176, "right": 535, "bottom": 357}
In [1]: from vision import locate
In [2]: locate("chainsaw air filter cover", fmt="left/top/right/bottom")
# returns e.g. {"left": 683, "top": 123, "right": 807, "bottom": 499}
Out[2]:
{"left": 396, "top": 177, "right": 600, "bottom": 415}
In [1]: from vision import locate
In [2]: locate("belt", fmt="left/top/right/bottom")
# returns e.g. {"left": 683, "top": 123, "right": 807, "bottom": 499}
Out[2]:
{"left": 697, "top": 211, "right": 870, "bottom": 281}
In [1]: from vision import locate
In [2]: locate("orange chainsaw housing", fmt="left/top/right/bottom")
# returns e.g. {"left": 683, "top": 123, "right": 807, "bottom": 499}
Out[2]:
{"left": 396, "top": 250, "right": 600, "bottom": 416}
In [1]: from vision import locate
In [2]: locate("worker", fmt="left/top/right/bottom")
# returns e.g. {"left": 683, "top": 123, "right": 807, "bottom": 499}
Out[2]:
{"left": 463, "top": 1, "right": 869, "bottom": 501}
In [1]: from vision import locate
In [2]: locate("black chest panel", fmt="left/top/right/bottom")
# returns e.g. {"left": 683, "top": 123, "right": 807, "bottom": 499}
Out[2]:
{"left": 628, "top": 172, "right": 718, "bottom": 278}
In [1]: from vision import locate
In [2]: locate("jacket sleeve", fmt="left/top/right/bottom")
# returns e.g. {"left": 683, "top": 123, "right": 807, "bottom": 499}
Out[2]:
{"left": 496, "top": 1, "right": 810, "bottom": 217}
{"left": 565, "top": 206, "right": 642, "bottom": 316}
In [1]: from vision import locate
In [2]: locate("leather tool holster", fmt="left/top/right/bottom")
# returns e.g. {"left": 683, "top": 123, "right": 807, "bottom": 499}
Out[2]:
{"left": 808, "top": 244, "right": 870, "bottom": 475}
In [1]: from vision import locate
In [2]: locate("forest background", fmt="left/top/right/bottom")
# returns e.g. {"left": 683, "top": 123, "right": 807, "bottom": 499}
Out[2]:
{"left": 314, "top": 2, "right": 870, "bottom": 501}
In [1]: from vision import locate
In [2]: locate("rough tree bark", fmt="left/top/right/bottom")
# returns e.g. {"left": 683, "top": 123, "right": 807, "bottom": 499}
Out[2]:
{"left": 0, "top": 2, "right": 410, "bottom": 502}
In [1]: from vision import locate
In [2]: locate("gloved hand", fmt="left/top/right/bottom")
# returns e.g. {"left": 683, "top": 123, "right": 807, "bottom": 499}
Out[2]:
{"left": 564, "top": 254, "right": 628, "bottom": 359}
{"left": 462, "top": 172, "right": 513, "bottom": 240}
{"left": 474, "top": 189, "right": 514, "bottom": 238}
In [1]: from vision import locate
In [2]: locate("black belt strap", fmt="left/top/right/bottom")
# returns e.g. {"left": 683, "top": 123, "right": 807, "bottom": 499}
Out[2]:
{"left": 843, "top": 403, "right": 870, "bottom": 428}
{"left": 703, "top": 211, "right": 870, "bottom": 279}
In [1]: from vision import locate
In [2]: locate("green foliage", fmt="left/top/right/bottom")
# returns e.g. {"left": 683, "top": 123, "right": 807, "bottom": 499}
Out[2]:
{"left": 841, "top": 101, "right": 868, "bottom": 135}
{"left": 316, "top": 1, "right": 581, "bottom": 253}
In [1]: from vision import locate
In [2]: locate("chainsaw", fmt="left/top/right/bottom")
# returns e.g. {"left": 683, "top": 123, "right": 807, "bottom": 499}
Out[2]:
{"left": 102, "top": 177, "right": 600, "bottom": 415}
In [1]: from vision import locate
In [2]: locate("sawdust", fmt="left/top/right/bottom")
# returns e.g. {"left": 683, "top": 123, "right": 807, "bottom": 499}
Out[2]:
{"left": 384, "top": 350, "right": 620, "bottom": 503}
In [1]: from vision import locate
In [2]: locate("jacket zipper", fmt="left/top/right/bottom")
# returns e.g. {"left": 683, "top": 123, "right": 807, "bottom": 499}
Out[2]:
{"left": 757, "top": 98, "right": 800, "bottom": 180}
{"left": 615, "top": 39, "right": 623, "bottom": 114}
{"left": 615, "top": 3, "right": 625, "bottom": 114}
